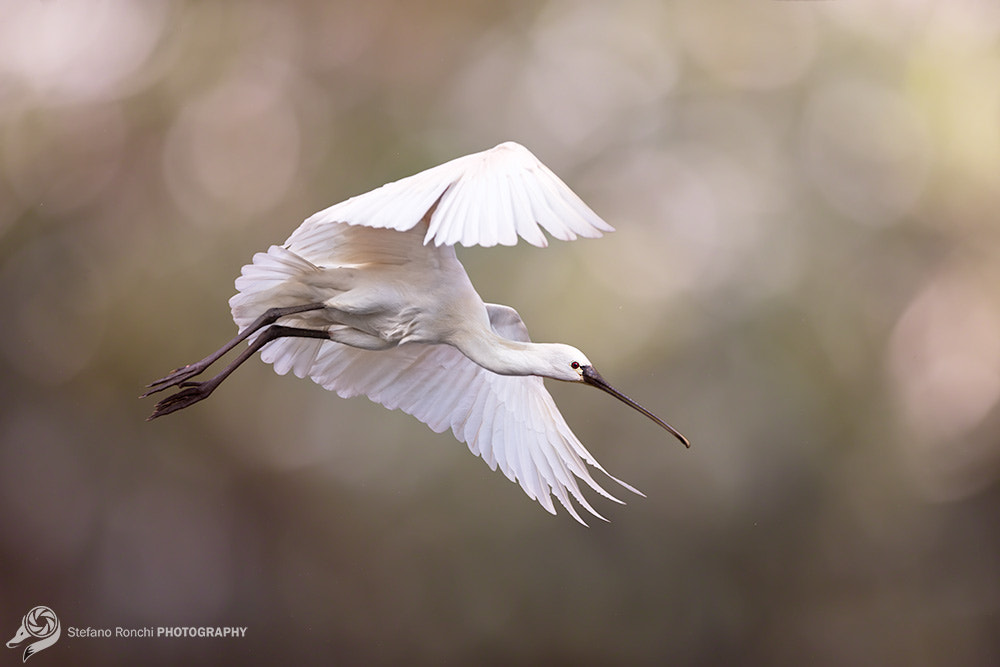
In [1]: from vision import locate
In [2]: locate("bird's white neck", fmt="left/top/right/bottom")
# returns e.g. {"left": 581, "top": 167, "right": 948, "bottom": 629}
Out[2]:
{"left": 452, "top": 329, "right": 558, "bottom": 378}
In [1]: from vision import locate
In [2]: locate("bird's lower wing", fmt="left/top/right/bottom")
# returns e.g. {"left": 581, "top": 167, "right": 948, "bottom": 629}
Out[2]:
{"left": 258, "top": 335, "right": 638, "bottom": 524}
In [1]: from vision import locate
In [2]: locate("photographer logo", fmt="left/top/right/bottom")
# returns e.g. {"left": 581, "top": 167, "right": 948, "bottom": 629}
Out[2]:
{"left": 6, "top": 604, "right": 246, "bottom": 661}
{"left": 6, "top": 606, "right": 60, "bottom": 663}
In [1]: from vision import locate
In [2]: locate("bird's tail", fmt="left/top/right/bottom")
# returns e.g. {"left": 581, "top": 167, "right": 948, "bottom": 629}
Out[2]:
{"left": 228, "top": 245, "right": 343, "bottom": 379}
{"left": 228, "top": 245, "right": 325, "bottom": 331}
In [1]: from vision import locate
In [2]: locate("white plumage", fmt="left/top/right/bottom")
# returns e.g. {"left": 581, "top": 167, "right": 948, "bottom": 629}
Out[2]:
{"left": 299, "top": 141, "right": 613, "bottom": 248}
{"left": 145, "top": 141, "right": 688, "bottom": 524}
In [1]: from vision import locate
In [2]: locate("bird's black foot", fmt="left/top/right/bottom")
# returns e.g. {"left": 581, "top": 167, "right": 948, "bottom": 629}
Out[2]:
{"left": 140, "top": 363, "right": 208, "bottom": 398}
{"left": 141, "top": 305, "right": 328, "bottom": 401}
{"left": 141, "top": 320, "right": 330, "bottom": 420}
{"left": 146, "top": 380, "right": 219, "bottom": 420}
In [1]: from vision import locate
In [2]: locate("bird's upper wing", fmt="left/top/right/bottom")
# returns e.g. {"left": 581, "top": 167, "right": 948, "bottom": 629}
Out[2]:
{"left": 290, "top": 141, "right": 614, "bottom": 249}
{"left": 257, "top": 318, "right": 638, "bottom": 524}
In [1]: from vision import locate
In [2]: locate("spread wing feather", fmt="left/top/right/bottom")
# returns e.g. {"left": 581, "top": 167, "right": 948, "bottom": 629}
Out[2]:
{"left": 252, "top": 308, "right": 639, "bottom": 525}
{"left": 289, "top": 141, "right": 614, "bottom": 249}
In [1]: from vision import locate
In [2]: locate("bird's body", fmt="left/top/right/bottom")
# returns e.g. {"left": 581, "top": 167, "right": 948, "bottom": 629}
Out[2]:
{"left": 145, "top": 142, "right": 688, "bottom": 523}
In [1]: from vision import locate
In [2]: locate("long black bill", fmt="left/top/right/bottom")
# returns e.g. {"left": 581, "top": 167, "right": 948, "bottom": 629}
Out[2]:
{"left": 581, "top": 365, "right": 690, "bottom": 449}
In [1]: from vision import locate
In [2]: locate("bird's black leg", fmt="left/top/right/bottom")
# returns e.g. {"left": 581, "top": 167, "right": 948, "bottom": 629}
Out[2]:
{"left": 146, "top": 324, "right": 331, "bottom": 420}
{"left": 141, "top": 303, "right": 326, "bottom": 398}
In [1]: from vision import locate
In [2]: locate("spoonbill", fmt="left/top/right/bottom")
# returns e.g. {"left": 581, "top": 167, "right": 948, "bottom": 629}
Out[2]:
{"left": 143, "top": 141, "right": 688, "bottom": 523}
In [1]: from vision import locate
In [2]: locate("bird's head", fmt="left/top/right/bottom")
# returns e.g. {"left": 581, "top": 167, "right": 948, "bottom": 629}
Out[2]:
{"left": 543, "top": 343, "right": 594, "bottom": 382}
{"left": 544, "top": 344, "right": 690, "bottom": 449}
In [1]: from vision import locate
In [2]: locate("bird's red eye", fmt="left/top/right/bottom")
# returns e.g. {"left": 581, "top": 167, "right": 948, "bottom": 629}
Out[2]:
{"left": 571, "top": 361, "right": 580, "bottom": 369}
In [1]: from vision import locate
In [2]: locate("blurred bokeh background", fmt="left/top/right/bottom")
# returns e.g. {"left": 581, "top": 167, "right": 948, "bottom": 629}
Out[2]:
{"left": 1, "top": 0, "right": 998, "bottom": 664}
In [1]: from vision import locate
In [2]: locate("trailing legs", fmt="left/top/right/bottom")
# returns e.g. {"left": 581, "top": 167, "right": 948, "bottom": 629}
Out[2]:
{"left": 142, "top": 303, "right": 329, "bottom": 419}
{"left": 141, "top": 303, "right": 326, "bottom": 398}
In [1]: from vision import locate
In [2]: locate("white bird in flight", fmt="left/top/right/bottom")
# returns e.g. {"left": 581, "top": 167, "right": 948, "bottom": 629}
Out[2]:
{"left": 143, "top": 141, "right": 689, "bottom": 524}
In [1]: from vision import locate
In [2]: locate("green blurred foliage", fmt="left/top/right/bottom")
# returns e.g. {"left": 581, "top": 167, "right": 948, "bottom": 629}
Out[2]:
{"left": 1, "top": 0, "right": 998, "bottom": 664}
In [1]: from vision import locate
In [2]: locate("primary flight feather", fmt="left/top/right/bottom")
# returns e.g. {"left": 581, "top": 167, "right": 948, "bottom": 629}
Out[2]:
{"left": 143, "top": 141, "right": 688, "bottom": 524}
